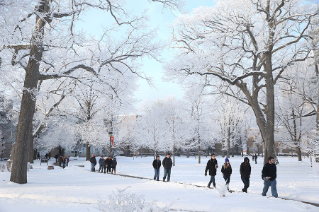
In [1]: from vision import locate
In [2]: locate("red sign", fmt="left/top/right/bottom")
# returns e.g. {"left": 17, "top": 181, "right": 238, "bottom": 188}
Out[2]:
{"left": 111, "top": 137, "right": 114, "bottom": 146}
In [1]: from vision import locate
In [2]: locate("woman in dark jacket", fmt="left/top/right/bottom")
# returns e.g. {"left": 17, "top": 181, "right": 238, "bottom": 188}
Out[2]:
{"left": 240, "top": 157, "right": 251, "bottom": 193}
{"left": 221, "top": 158, "right": 232, "bottom": 191}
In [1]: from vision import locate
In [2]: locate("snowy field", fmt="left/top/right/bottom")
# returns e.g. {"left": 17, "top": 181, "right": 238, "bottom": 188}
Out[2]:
{"left": 0, "top": 156, "right": 319, "bottom": 212}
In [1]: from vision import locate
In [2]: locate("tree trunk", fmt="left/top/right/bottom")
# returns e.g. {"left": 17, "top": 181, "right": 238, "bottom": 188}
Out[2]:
{"left": 173, "top": 146, "right": 175, "bottom": 166}
{"left": 28, "top": 133, "right": 34, "bottom": 163}
{"left": 264, "top": 55, "right": 276, "bottom": 165}
{"left": 198, "top": 146, "right": 201, "bottom": 164}
{"left": 186, "top": 149, "right": 189, "bottom": 158}
{"left": 86, "top": 143, "right": 90, "bottom": 161}
{"left": 226, "top": 127, "right": 230, "bottom": 158}
{"left": 296, "top": 146, "right": 302, "bottom": 161}
{"left": 10, "top": 0, "right": 50, "bottom": 184}
{"left": 231, "top": 144, "right": 234, "bottom": 157}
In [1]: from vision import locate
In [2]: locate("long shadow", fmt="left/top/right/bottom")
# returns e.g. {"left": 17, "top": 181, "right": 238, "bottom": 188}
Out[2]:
{"left": 114, "top": 173, "right": 319, "bottom": 208}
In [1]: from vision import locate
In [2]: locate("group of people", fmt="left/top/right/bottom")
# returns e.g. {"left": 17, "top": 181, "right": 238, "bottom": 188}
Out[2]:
{"left": 57, "top": 155, "right": 69, "bottom": 169}
{"left": 90, "top": 154, "right": 117, "bottom": 174}
{"left": 152, "top": 153, "right": 278, "bottom": 198}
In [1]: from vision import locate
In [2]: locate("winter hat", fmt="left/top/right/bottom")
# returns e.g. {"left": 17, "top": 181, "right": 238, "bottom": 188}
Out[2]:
{"left": 225, "top": 158, "right": 229, "bottom": 163}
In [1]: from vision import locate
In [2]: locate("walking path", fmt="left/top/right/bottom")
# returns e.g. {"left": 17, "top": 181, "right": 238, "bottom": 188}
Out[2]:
{"left": 108, "top": 172, "right": 319, "bottom": 208}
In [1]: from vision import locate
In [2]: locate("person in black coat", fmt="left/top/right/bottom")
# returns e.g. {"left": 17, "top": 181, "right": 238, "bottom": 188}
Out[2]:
{"left": 106, "top": 156, "right": 113, "bottom": 173}
{"left": 221, "top": 158, "right": 232, "bottom": 191}
{"left": 262, "top": 157, "right": 278, "bottom": 198}
{"left": 255, "top": 154, "right": 258, "bottom": 164}
{"left": 90, "top": 154, "right": 97, "bottom": 172}
{"left": 111, "top": 158, "right": 117, "bottom": 174}
{"left": 152, "top": 155, "right": 161, "bottom": 181}
{"left": 205, "top": 153, "right": 218, "bottom": 188}
{"left": 162, "top": 153, "right": 173, "bottom": 182}
{"left": 240, "top": 157, "right": 251, "bottom": 192}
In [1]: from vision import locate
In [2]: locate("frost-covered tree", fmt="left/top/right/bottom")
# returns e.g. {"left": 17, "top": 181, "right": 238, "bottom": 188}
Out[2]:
{"left": 165, "top": 0, "right": 318, "bottom": 164}
{"left": 137, "top": 100, "right": 168, "bottom": 157}
{"left": 183, "top": 85, "right": 212, "bottom": 164}
{"left": 215, "top": 97, "right": 248, "bottom": 158}
{"left": 1, "top": 0, "right": 183, "bottom": 184}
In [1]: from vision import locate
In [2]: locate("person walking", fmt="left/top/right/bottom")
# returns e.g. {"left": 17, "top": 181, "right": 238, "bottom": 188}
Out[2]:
{"left": 221, "top": 158, "right": 232, "bottom": 191}
{"left": 37, "top": 152, "right": 40, "bottom": 160}
{"left": 99, "top": 156, "right": 104, "bottom": 173}
{"left": 255, "top": 154, "right": 258, "bottom": 164}
{"left": 58, "top": 155, "right": 63, "bottom": 167}
{"left": 106, "top": 156, "right": 113, "bottom": 173}
{"left": 152, "top": 155, "right": 161, "bottom": 181}
{"left": 205, "top": 153, "right": 218, "bottom": 188}
{"left": 111, "top": 157, "right": 117, "bottom": 174}
{"left": 103, "top": 158, "right": 107, "bottom": 174}
{"left": 162, "top": 153, "right": 173, "bottom": 182}
{"left": 66, "top": 156, "right": 70, "bottom": 166}
{"left": 262, "top": 157, "right": 278, "bottom": 198}
{"left": 62, "top": 157, "right": 68, "bottom": 169}
{"left": 240, "top": 157, "right": 251, "bottom": 193}
{"left": 54, "top": 154, "right": 58, "bottom": 163}
{"left": 90, "top": 154, "right": 97, "bottom": 172}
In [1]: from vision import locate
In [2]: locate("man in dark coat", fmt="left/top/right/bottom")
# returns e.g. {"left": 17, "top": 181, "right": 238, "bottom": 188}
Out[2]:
{"left": 111, "top": 158, "right": 117, "bottom": 174}
{"left": 262, "top": 157, "right": 278, "bottom": 198}
{"left": 90, "top": 154, "right": 97, "bottom": 172}
{"left": 205, "top": 153, "right": 218, "bottom": 188}
{"left": 106, "top": 156, "right": 113, "bottom": 173}
{"left": 103, "top": 158, "right": 107, "bottom": 174}
{"left": 99, "top": 156, "right": 104, "bottom": 173}
{"left": 240, "top": 157, "right": 251, "bottom": 192}
{"left": 58, "top": 156, "right": 63, "bottom": 167}
{"left": 152, "top": 155, "right": 161, "bottom": 181}
{"left": 162, "top": 153, "right": 173, "bottom": 182}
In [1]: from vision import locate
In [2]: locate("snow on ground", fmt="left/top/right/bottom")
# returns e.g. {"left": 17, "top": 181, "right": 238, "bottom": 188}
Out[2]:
{"left": 0, "top": 156, "right": 318, "bottom": 212}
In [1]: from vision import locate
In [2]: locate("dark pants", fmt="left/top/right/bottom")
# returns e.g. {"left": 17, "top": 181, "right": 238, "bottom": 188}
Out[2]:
{"left": 107, "top": 166, "right": 111, "bottom": 173}
{"left": 112, "top": 167, "right": 116, "bottom": 174}
{"left": 241, "top": 177, "right": 250, "bottom": 188}
{"left": 59, "top": 162, "right": 62, "bottom": 167}
{"left": 163, "top": 169, "right": 171, "bottom": 181}
{"left": 208, "top": 175, "right": 216, "bottom": 187}
{"left": 154, "top": 169, "right": 160, "bottom": 181}
{"left": 223, "top": 175, "right": 230, "bottom": 185}
{"left": 99, "top": 164, "right": 104, "bottom": 173}
{"left": 63, "top": 163, "right": 66, "bottom": 169}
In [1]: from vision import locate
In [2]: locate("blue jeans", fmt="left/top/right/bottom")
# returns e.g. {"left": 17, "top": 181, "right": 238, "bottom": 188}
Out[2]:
{"left": 99, "top": 164, "right": 104, "bottom": 172}
{"left": 208, "top": 175, "right": 216, "bottom": 187}
{"left": 163, "top": 169, "right": 171, "bottom": 181}
{"left": 262, "top": 178, "right": 278, "bottom": 197}
{"left": 241, "top": 178, "right": 250, "bottom": 188}
{"left": 91, "top": 163, "right": 95, "bottom": 172}
{"left": 154, "top": 169, "right": 160, "bottom": 181}
{"left": 63, "top": 163, "right": 66, "bottom": 169}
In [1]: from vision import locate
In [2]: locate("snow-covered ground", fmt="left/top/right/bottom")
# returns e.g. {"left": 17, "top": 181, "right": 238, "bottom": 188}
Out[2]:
{"left": 0, "top": 156, "right": 318, "bottom": 212}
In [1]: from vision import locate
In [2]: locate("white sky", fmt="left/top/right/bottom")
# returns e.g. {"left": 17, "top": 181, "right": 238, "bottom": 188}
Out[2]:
{"left": 77, "top": 0, "right": 214, "bottom": 107}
